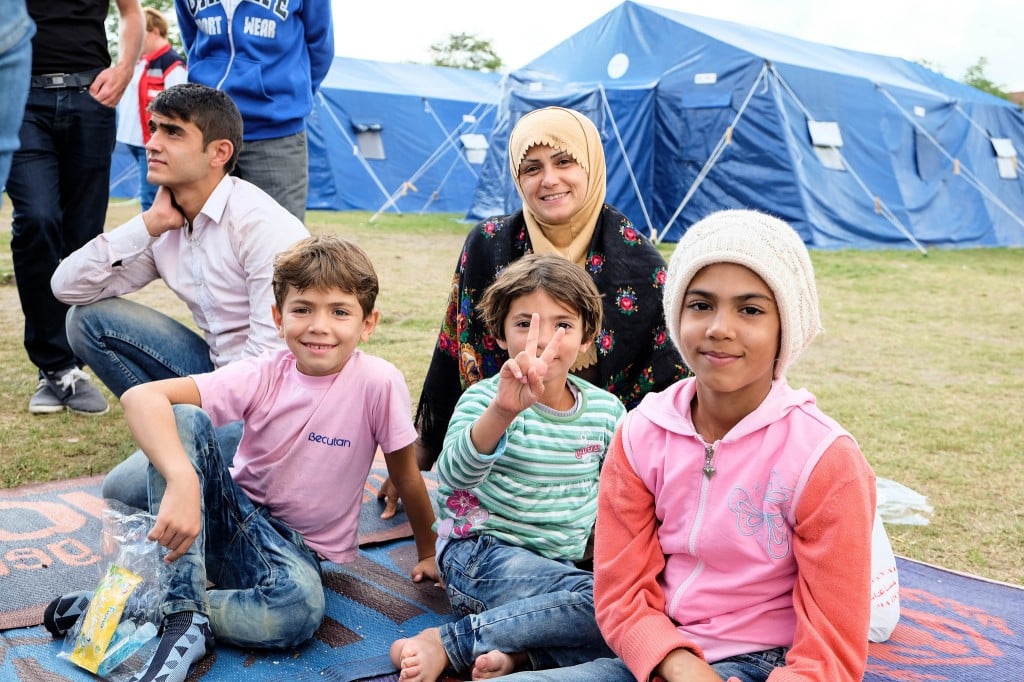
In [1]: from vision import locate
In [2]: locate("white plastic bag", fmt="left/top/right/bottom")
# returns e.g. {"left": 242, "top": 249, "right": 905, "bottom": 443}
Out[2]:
{"left": 876, "top": 477, "right": 933, "bottom": 525}
{"left": 868, "top": 512, "right": 900, "bottom": 642}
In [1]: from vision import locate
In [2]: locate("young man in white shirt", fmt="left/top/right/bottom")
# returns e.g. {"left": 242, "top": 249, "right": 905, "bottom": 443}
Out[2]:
{"left": 51, "top": 83, "right": 309, "bottom": 506}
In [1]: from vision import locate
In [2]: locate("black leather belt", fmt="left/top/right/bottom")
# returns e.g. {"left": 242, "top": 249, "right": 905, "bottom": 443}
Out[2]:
{"left": 30, "top": 69, "right": 101, "bottom": 90}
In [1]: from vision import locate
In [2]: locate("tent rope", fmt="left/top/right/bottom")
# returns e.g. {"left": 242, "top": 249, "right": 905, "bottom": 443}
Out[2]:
{"left": 108, "top": 156, "right": 138, "bottom": 197}
{"left": 896, "top": 96, "right": 1024, "bottom": 231}
{"left": 597, "top": 83, "right": 655, "bottom": 239}
{"left": 417, "top": 153, "right": 463, "bottom": 214}
{"left": 656, "top": 63, "right": 768, "bottom": 243}
{"left": 770, "top": 68, "right": 928, "bottom": 254}
{"left": 372, "top": 100, "right": 496, "bottom": 221}
{"left": 315, "top": 91, "right": 395, "bottom": 210}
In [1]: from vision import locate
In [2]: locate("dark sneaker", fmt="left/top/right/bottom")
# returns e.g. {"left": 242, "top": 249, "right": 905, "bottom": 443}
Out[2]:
{"left": 43, "top": 590, "right": 92, "bottom": 638}
{"left": 43, "top": 367, "right": 110, "bottom": 416}
{"left": 28, "top": 378, "right": 65, "bottom": 415}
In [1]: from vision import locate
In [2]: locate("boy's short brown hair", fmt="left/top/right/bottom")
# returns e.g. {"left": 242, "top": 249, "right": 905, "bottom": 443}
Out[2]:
{"left": 272, "top": 235, "right": 379, "bottom": 316}
{"left": 477, "top": 253, "right": 603, "bottom": 343}
{"left": 144, "top": 7, "right": 169, "bottom": 37}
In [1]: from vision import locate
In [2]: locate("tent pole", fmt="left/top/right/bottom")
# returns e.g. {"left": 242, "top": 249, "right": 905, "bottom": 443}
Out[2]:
{"left": 314, "top": 92, "right": 396, "bottom": 215}
{"left": 656, "top": 64, "right": 769, "bottom": 244}
{"left": 597, "top": 84, "right": 655, "bottom": 239}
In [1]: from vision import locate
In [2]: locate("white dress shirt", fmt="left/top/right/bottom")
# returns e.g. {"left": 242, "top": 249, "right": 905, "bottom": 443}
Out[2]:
{"left": 52, "top": 175, "right": 310, "bottom": 367}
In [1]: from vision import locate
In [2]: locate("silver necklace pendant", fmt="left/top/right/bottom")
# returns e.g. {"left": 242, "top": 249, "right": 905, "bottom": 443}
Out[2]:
{"left": 702, "top": 442, "right": 716, "bottom": 479}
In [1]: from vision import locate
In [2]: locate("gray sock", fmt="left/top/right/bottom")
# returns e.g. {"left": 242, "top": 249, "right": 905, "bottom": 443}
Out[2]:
{"left": 128, "top": 611, "right": 212, "bottom": 682}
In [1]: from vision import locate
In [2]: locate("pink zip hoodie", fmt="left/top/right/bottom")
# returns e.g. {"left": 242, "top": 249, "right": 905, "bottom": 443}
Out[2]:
{"left": 594, "top": 377, "right": 874, "bottom": 681}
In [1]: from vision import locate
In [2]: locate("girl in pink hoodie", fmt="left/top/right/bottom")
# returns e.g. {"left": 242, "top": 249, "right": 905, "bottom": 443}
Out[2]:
{"left": 586, "top": 209, "right": 875, "bottom": 682}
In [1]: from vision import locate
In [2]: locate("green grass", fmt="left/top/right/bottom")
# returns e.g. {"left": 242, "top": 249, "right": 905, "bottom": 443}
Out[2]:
{"left": 2, "top": 199, "right": 1022, "bottom": 585}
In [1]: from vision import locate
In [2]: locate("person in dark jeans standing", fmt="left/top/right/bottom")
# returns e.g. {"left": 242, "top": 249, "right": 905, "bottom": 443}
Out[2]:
{"left": 7, "top": 0, "right": 143, "bottom": 415}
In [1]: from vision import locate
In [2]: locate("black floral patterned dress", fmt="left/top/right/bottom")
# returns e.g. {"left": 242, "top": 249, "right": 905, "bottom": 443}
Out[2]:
{"left": 416, "top": 206, "right": 690, "bottom": 460}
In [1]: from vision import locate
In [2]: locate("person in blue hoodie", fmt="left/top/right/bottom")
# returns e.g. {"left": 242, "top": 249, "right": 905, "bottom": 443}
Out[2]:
{"left": 175, "top": 0, "right": 334, "bottom": 221}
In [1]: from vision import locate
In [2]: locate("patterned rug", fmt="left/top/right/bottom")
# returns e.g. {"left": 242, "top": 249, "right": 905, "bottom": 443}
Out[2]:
{"left": 3, "top": 473, "right": 1022, "bottom": 681}
{"left": 0, "top": 457, "right": 434, "bottom": 631}
{"left": 863, "top": 559, "right": 1023, "bottom": 681}
{"left": 0, "top": 540, "right": 450, "bottom": 682}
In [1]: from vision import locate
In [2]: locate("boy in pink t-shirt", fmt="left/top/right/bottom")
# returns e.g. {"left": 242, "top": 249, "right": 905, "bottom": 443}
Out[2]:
{"left": 43, "top": 236, "right": 438, "bottom": 682}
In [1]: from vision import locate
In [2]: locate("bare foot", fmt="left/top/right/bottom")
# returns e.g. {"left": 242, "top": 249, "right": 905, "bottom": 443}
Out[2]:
{"left": 390, "top": 628, "right": 449, "bottom": 682}
{"left": 471, "top": 650, "right": 525, "bottom": 679}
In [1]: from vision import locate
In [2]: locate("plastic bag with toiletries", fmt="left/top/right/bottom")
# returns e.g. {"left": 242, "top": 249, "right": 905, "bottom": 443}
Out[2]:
{"left": 58, "top": 503, "right": 170, "bottom": 680}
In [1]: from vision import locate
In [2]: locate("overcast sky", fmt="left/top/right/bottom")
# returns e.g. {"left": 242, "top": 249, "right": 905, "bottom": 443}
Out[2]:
{"left": 331, "top": 0, "right": 1022, "bottom": 93}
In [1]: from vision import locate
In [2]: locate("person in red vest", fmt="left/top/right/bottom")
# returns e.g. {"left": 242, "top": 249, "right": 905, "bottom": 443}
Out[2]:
{"left": 116, "top": 6, "right": 186, "bottom": 210}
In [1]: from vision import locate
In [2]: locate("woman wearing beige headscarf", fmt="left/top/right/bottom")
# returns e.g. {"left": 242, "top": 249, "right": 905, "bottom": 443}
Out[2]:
{"left": 413, "top": 106, "right": 687, "bottom": 471}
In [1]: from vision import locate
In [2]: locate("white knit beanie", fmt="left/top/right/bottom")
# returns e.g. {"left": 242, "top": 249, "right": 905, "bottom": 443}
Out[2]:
{"left": 663, "top": 209, "right": 822, "bottom": 379}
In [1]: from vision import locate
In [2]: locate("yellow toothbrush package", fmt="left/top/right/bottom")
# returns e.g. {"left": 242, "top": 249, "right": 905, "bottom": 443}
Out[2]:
{"left": 67, "top": 564, "right": 144, "bottom": 673}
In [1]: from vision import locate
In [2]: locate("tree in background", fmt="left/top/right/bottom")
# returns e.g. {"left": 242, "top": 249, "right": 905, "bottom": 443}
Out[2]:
{"left": 429, "top": 32, "right": 502, "bottom": 72}
{"left": 106, "top": 0, "right": 185, "bottom": 63}
{"left": 918, "top": 56, "right": 1012, "bottom": 102}
{"left": 961, "top": 57, "right": 1011, "bottom": 101}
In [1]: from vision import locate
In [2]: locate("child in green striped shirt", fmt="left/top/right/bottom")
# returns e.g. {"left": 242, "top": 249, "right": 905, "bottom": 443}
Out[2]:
{"left": 391, "top": 254, "right": 625, "bottom": 681}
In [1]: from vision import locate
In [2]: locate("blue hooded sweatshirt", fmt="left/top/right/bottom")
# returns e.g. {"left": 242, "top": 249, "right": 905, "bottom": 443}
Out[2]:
{"left": 176, "top": 0, "right": 334, "bottom": 141}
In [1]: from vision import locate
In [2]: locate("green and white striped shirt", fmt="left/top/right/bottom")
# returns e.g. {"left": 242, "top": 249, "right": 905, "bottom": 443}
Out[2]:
{"left": 435, "top": 374, "right": 626, "bottom": 561}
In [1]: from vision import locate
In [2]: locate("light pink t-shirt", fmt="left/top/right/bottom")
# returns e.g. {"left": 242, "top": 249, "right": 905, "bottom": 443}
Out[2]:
{"left": 192, "top": 348, "right": 418, "bottom": 562}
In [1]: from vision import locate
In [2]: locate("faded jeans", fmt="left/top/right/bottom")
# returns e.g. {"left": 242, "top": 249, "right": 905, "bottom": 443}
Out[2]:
{"left": 150, "top": 404, "right": 324, "bottom": 648}
{"left": 500, "top": 646, "right": 789, "bottom": 681}
{"left": 436, "top": 534, "right": 613, "bottom": 673}
{"left": 0, "top": 14, "right": 32, "bottom": 193}
{"left": 67, "top": 298, "right": 242, "bottom": 508}
{"left": 127, "top": 143, "right": 158, "bottom": 210}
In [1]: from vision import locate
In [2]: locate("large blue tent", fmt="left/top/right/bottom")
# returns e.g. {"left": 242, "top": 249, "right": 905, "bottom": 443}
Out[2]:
{"left": 306, "top": 56, "right": 501, "bottom": 215}
{"left": 112, "top": 56, "right": 502, "bottom": 216}
{"left": 468, "top": 1, "right": 1024, "bottom": 248}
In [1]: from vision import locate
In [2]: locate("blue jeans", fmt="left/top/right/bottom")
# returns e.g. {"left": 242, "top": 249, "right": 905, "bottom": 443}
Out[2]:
{"left": 233, "top": 131, "right": 308, "bottom": 220}
{"left": 68, "top": 298, "right": 241, "bottom": 508}
{"left": 0, "top": 17, "right": 33, "bottom": 194}
{"left": 501, "top": 647, "right": 788, "bottom": 681}
{"left": 104, "top": 421, "right": 242, "bottom": 510}
{"left": 149, "top": 404, "right": 324, "bottom": 648}
{"left": 7, "top": 77, "right": 115, "bottom": 372}
{"left": 67, "top": 297, "right": 217, "bottom": 397}
{"left": 127, "top": 143, "right": 158, "bottom": 210}
{"left": 436, "top": 535, "right": 613, "bottom": 673}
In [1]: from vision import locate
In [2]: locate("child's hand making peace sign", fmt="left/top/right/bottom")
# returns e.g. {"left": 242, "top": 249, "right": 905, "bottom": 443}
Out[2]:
{"left": 494, "top": 312, "right": 565, "bottom": 417}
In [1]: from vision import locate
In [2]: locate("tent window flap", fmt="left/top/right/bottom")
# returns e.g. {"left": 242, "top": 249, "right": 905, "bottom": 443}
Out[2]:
{"left": 460, "top": 133, "right": 489, "bottom": 165}
{"left": 991, "top": 137, "right": 1018, "bottom": 180}
{"left": 808, "top": 120, "right": 845, "bottom": 171}
{"left": 352, "top": 120, "right": 385, "bottom": 160}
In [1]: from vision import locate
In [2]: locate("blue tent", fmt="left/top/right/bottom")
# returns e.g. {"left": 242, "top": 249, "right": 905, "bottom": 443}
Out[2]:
{"left": 112, "top": 56, "right": 502, "bottom": 216}
{"left": 468, "top": 1, "right": 1024, "bottom": 248}
{"left": 307, "top": 56, "right": 501, "bottom": 215}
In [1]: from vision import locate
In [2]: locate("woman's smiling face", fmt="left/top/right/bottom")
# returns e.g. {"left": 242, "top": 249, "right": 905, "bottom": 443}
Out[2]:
{"left": 516, "top": 144, "right": 588, "bottom": 225}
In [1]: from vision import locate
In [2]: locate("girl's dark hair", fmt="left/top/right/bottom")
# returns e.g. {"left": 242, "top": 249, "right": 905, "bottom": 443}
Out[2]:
{"left": 477, "top": 253, "right": 602, "bottom": 342}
